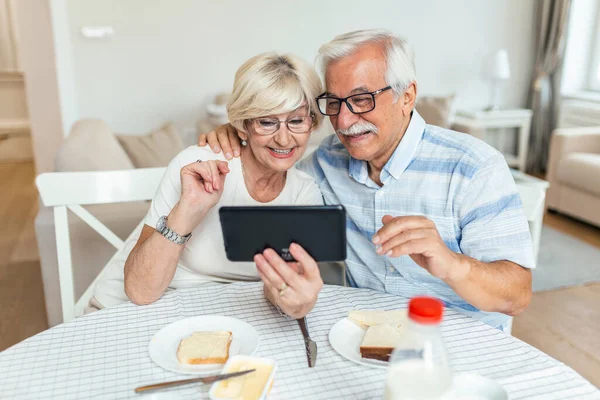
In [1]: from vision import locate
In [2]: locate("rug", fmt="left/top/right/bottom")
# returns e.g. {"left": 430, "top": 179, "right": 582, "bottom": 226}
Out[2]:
{"left": 533, "top": 226, "right": 600, "bottom": 292}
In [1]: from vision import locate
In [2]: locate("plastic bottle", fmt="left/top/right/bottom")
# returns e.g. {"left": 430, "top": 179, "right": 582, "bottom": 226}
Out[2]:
{"left": 384, "top": 296, "right": 452, "bottom": 400}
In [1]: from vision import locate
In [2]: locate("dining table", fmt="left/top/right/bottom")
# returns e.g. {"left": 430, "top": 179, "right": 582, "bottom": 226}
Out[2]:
{"left": 1, "top": 282, "right": 598, "bottom": 399}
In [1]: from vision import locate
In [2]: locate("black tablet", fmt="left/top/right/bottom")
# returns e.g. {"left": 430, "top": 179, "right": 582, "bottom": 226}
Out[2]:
{"left": 219, "top": 205, "right": 347, "bottom": 262}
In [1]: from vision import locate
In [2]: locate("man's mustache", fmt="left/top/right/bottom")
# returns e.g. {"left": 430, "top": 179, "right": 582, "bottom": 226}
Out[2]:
{"left": 336, "top": 122, "right": 379, "bottom": 136}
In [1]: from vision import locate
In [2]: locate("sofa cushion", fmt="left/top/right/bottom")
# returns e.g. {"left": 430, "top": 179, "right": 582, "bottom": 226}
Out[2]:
{"left": 55, "top": 119, "right": 135, "bottom": 172}
{"left": 556, "top": 153, "right": 600, "bottom": 197}
{"left": 116, "top": 123, "right": 185, "bottom": 168}
{"left": 415, "top": 94, "right": 456, "bottom": 129}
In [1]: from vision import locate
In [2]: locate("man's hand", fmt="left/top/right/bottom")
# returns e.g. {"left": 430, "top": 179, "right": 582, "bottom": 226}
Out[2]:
{"left": 254, "top": 243, "right": 323, "bottom": 319}
{"left": 198, "top": 123, "right": 242, "bottom": 160}
{"left": 374, "top": 215, "right": 532, "bottom": 316}
{"left": 373, "top": 215, "right": 468, "bottom": 283}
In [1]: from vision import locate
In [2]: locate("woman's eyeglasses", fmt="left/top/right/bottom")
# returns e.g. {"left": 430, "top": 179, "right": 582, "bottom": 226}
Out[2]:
{"left": 316, "top": 86, "right": 393, "bottom": 116}
{"left": 247, "top": 116, "right": 314, "bottom": 136}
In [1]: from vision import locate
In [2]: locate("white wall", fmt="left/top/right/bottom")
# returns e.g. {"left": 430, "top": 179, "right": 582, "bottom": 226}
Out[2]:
{"left": 61, "top": 0, "right": 536, "bottom": 135}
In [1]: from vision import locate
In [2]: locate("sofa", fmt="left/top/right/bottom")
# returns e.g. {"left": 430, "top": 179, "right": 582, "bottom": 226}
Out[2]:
{"left": 546, "top": 126, "right": 600, "bottom": 227}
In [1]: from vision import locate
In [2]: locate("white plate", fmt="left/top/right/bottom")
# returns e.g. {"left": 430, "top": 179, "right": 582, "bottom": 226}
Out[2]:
{"left": 329, "top": 319, "right": 508, "bottom": 398}
{"left": 328, "top": 317, "right": 389, "bottom": 369}
{"left": 148, "top": 315, "right": 259, "bottom": 375}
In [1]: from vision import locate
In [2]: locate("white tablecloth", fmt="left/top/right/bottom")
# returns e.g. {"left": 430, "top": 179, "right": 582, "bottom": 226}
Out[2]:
{"left": 1, "top": 282, "right": 598, "bottom": 399}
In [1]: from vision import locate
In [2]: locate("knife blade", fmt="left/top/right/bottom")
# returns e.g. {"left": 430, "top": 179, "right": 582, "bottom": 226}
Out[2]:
{"left": 134, "top": 369, "right": 255, "bottom": 393}
{"left": 297, "top": 317, "right": 317, "bottom": 367}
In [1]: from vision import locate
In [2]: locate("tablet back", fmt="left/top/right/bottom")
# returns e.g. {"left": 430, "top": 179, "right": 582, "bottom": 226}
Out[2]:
{"left": 219, "top": 205, "right": 347, "bottom": 263}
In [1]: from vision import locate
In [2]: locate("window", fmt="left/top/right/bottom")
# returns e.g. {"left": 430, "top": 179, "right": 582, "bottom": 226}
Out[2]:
{"left": 588, "top": 6, "right": 600, "bottom": 91}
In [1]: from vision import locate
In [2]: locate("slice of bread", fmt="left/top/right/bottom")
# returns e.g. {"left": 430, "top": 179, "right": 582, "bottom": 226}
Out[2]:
{"left": 177, "top": 331, "right": 233, "bottom": 365}
{"left": 348, "top": 309, "right": 407, "bottom": 329}
{"left": 359, "top": 323, "right": 404, "bottom": 362}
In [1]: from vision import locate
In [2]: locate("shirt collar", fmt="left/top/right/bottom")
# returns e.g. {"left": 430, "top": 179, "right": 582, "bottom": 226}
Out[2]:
{"left": 349, "top": 109, "right": 426, "bottom": 186}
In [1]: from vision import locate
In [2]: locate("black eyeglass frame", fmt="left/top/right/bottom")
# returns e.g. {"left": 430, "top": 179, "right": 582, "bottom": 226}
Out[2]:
{"left": 315, "top": 85, "right": 393, "bottom": 116}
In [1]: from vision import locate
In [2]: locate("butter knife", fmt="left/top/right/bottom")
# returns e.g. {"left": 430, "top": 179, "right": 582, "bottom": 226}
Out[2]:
{"left": 134, "top": 369, "right": 255, "bottom": 393}
{"left": 297, "top": 317, "right": 317, "bottom": 367}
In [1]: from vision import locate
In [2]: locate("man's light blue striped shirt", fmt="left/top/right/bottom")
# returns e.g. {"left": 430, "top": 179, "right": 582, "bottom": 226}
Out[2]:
{"left": 297, "top": 110, "right": 534, "bottom": 330}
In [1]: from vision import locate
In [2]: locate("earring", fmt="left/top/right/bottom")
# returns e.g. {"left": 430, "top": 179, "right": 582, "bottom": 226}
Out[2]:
{"left": 241, "top": 140, "right": 247, "bottom": 146}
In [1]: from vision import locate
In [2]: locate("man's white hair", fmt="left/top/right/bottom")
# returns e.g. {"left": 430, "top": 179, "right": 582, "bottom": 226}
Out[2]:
{"left": 317, "top": 29, "right": 416, "bottom": 97}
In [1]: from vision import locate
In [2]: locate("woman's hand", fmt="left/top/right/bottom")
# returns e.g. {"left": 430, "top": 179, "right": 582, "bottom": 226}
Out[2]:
{"left": 198, "top": 123, "right": 241, "bottom": 160}
{"left": 254, "top": 243, "right": 324, "bottom": 319}
{"left": 167, "top": 160, "right": 230, "bottom": 234}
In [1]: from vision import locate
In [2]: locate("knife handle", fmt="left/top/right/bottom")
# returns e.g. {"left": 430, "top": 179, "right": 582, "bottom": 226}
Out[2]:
{"left": 297, "top": 317, "right": 310, "bottom": 339}
{"left": 135, "top": 376, "right": 203, "bottom": 393}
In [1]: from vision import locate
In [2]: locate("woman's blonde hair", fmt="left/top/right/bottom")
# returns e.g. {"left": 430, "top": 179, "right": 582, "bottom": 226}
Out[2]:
{"left": 227, "top": 52, "right": 324, "bottom": 132}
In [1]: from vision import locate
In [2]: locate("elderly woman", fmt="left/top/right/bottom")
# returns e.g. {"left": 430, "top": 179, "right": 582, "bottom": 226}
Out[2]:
{"left": 93, "top": 52, "right": 326, "bottom": 319}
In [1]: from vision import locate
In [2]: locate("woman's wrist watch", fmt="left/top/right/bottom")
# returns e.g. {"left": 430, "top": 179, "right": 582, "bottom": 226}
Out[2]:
{"left": 156, "top": 215, "right": 192, "bottom": 245}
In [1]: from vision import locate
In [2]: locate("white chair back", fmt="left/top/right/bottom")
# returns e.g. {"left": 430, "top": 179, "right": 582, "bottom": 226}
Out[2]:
{"left": 35, "top": 168, "right": 165, "bottom": 323}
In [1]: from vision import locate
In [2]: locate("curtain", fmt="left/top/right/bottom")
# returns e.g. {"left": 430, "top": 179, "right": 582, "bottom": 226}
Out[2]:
{"left": 526, "top": 0, "right": 572, "bottom": 174}
{"left": 0, "top": 0, "right": 19, "bottom": 71}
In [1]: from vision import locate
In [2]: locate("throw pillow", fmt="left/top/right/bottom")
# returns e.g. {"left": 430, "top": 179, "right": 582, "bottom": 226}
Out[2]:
{"left": 55, "top": 118, "right": 135, "bottom": 172}
{"left": 116, "top": 123, "right": 185, "bottom": 168}
{"left": 415, "top": 94, "right": 456, "bottom": 129}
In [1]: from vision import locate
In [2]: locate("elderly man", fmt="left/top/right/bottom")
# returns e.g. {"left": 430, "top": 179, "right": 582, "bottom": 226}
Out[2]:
{"left": 199, "top": 29, "right": 533, "bottom": 331}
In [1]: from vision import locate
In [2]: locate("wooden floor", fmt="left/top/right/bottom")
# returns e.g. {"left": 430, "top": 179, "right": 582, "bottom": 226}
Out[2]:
{"left": 513, "top": 283, "right": 600, "bottom": 388}
{"left": 513, "top": 211, "right": 600, "bottom": 388}
{"left": 0, "top": 162, "right": 599, "bottom": 389}
{"left": 0, "top": 162, "right": 47, "bottom": 351}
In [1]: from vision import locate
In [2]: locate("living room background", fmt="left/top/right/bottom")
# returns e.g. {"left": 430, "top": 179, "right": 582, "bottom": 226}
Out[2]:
{"left": 55, "top": 0, "right": 536, "bottom": 135}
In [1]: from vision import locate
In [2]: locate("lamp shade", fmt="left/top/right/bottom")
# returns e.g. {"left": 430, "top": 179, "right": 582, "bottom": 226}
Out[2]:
{"left": 490, "top": 49, "right": 511, "bottom": 80}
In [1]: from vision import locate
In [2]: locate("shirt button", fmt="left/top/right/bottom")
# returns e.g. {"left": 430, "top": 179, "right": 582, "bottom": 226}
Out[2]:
{"left": 388, "top": 266, "right": 394, "bottom": 273}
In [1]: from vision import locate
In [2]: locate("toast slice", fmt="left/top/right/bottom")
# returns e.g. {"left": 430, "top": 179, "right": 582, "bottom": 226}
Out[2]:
{"left": 359, "top": 323, "right": 404, "bottom": 362}
{"left": 348, "top": 309, "right": 407, "bottom": 329}
{"left": 177, "top": 331, "right": 232, "bottom": 365}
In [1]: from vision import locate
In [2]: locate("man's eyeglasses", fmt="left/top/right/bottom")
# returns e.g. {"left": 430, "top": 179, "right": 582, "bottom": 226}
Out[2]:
{"left": 246, "top": 115, "right": 314, "bottom": 136}
{"left": 316, "top": 85, "right": 393, "bottom": 116}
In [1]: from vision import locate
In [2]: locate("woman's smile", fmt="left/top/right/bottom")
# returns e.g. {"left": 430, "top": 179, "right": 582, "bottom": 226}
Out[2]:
{"left": 268, "top": 146, "right": 296, "bottom": 159}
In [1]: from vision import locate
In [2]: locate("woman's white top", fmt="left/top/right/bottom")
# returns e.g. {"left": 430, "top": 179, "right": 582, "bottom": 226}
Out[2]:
{"left": 94, "top": 146, "right": 323, "bottom": 308}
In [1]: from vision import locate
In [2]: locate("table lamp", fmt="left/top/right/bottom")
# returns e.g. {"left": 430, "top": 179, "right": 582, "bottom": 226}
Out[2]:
{"left": 487, "top": 49, "right": 511, "bottom": 111}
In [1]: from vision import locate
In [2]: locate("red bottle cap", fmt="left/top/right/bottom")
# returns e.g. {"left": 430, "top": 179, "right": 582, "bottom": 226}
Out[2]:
{"left": 408, "top": 296, "right": 444, "bottom": 324}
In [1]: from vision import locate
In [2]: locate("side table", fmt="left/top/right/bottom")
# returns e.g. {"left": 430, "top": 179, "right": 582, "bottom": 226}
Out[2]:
{"left": 453, "top": 109, "right": 533, "bottom": 172}
{"left": 511, "top": 169, "right": 550, "bottom": 266}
